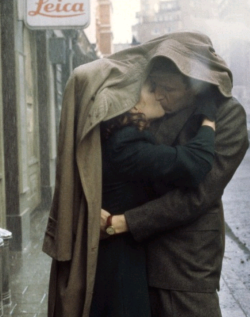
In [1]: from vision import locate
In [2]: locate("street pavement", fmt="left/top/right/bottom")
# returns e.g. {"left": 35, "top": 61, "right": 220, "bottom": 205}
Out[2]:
{"left": 4, "top": 211, "right": 51, "bottom": 317}
{"left": 220, "top": 148, "right": 250, "bottom": 317}
{"left": 3, "top": 149, "right": 250, "bottom": 316}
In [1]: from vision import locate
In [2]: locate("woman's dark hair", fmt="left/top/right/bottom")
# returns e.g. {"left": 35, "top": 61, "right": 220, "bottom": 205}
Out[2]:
{"left": 101, "top": 112, "right": 149, "bottom": 140}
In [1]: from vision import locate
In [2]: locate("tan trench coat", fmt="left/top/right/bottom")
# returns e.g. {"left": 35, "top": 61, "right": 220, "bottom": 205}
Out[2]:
{"left": 43, "top": 32, "right": 237, "bottom": 317}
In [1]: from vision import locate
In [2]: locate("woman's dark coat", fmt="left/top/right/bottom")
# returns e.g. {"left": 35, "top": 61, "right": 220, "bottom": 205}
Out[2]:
{"left": 42, "top": 31, "right": 249, "bottom": 317}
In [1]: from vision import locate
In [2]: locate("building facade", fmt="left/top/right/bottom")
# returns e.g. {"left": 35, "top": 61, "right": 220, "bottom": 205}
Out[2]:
{"left": 96, "top": 0, "right": 113, "bottom": 56}
{"left": 180, "top": 0, "right": 217, "bottom": 24}
{"left": 132, "top": 0, "right": 220, "bottom": 44}
{"left": 0, "top": 0, "right": 98, "bottom": 250}
{"left": 133, "top": 0, "right": 182, "bottom": 43}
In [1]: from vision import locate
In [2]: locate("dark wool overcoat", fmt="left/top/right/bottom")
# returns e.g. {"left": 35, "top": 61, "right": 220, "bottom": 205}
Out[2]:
{"left": 42, "top": 31, "right": 249, "bottom": 317}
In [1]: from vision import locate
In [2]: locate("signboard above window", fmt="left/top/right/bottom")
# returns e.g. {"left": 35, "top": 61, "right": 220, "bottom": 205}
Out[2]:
{"left": 25, "top": 0, "right": 90, "bottom": 29}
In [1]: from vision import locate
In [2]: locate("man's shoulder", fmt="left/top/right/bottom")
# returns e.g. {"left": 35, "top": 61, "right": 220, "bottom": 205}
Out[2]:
{"left": 218, "top": 96, "right": 244, "bottom": 110}
{"left": 217, "top": 96, "right": 247, "bottom": 120}
{"left": 216, "top": 97, "right": 248, "bottom": 148}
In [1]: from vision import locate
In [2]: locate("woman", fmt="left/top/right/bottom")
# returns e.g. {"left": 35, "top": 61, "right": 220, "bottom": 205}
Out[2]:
{"left": 89, "top": 76, "right": 216, "bottom": 317}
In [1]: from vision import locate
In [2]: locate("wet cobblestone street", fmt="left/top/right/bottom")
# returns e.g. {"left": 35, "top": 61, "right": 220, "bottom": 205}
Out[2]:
{"left": 3, "top": 150, "right": 250, "bottom": 317}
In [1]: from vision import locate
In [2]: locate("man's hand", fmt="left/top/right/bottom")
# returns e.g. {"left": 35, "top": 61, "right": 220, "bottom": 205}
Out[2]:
{"left": 100, "top": 209, "right": 129, "bottom": 239}
{"left": 112, "top": 215, "right": 129, "bottom": 234}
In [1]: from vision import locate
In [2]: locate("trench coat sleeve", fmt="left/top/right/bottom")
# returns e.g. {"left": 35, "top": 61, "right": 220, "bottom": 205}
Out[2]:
{"left": 125, "top": 98, "right": 249, "bottom": 242}
{"left": 42, "top": 71, "right": 77, "bottom": 261}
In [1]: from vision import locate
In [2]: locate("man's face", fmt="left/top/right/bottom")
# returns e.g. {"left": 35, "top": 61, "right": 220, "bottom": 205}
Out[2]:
{"left": 149, "top": 72, "right": 196, "bottom": 114}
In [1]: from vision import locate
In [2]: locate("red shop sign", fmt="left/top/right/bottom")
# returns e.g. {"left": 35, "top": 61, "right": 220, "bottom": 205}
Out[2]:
{"left": 25, "top": 0, "right": 90, "bottom": 29}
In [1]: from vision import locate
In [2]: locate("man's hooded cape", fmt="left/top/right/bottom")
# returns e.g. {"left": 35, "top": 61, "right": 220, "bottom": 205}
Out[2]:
{"left": 42, "top": 31, "right": 233, "bottom": 317}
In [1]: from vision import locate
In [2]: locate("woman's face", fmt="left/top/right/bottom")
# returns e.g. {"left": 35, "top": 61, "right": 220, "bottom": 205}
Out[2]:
{"left": 131, "top": 80, "right": 166, "bottom": 120}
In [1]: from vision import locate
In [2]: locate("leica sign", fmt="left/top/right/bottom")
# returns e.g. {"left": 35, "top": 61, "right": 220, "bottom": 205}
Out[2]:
{"left": 25, "top": 0, "right": 90, "bottom": 29}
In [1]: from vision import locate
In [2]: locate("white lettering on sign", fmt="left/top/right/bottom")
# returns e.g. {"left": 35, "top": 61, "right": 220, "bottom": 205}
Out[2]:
{"left": 28, "top": 0, "right": 85, "bottom": 18}
{"left": 25, "top": 0, "right": 90, "bottom": 29}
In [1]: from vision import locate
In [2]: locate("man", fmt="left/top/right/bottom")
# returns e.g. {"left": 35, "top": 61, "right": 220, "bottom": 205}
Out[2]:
{"left": 43, "top": 31, "right": 248, "bottom": 317}
{"left": 101, "top": 44, "right": 249, "bottom": 315}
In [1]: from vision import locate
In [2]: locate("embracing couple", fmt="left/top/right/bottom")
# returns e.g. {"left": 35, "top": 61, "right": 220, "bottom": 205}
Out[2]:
{"left": 42, "top": 32, "right": 249, "bottom": 317}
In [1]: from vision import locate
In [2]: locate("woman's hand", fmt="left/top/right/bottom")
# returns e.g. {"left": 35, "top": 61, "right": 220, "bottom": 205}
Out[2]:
{"left": 202, "top": 118, "right": 215, "bottom": 131}
{"left": 100, "top": 209, "right": 111, "bottom": 240}
{"left": 100, "top": 208, "right": 111, "bottom": 231}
